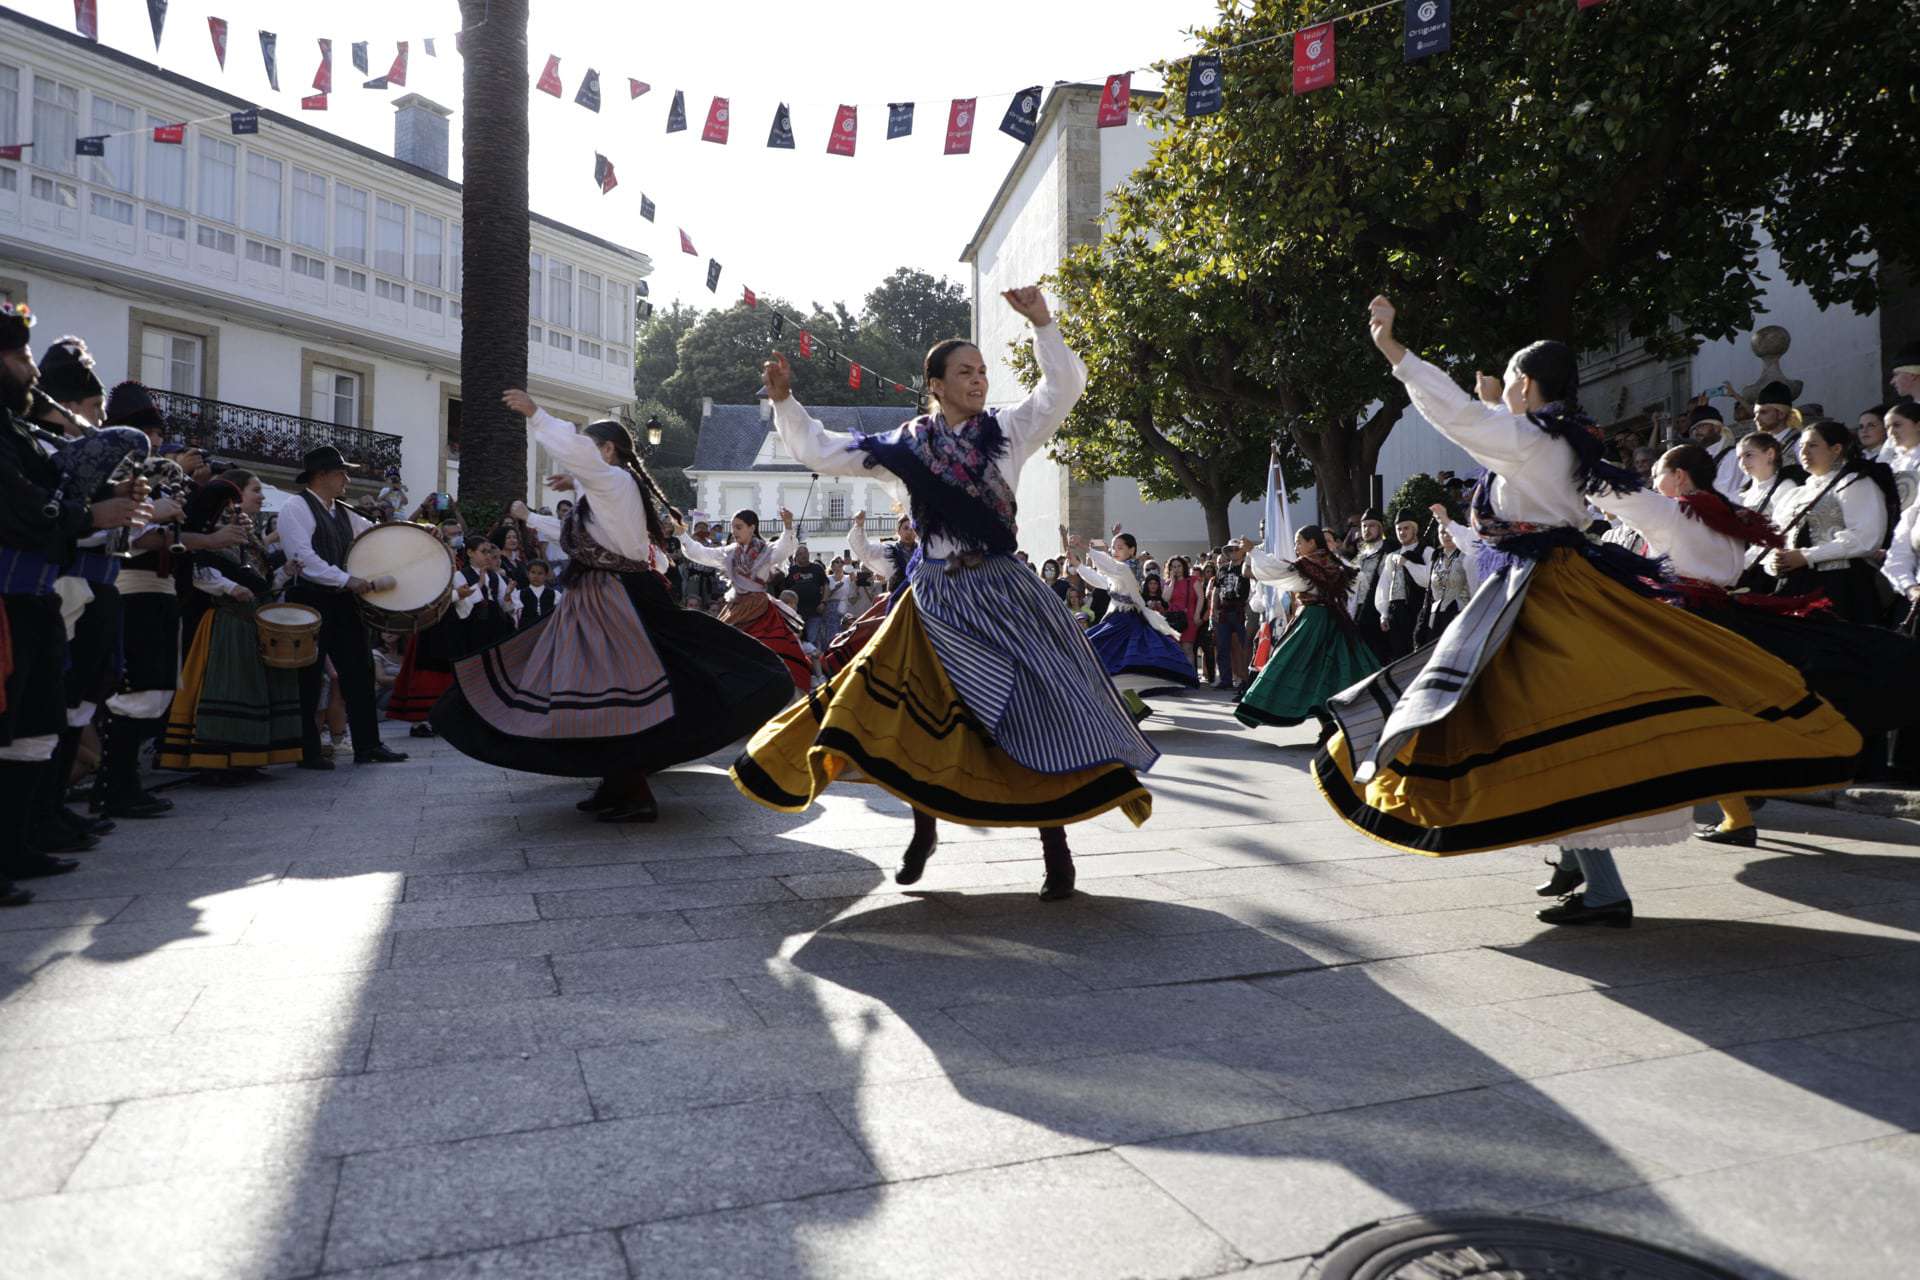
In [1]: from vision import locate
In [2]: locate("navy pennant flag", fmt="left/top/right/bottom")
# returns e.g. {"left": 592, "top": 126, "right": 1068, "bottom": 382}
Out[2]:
{"left": 666, "top": 90, "right": 688, "bottom": 133}
{"left": 576, "top": 69, "right": 602, "bottom": 113}
{"left": 259, "top": 31, "right": 280, "bottom": 91}
{"left": 767, "top": 104, "right": 795, "bottom": 149}
{"left": 1404, "top": 0, "right": 1451, "bottom": 60}
{"left": 1000, "top": 86, "right": 1041, "bottom": 144}
{"left": 639, "top": 300, "right": 654, "bottom": 320}
{"left": 593, "top": 153, "right": 617, "bottom": 194}
{"left": 75, "top": 135, "right": 107, "bottom": 158}
{"left": 770, "top": 313, "right": 784, "bottom": 340}
{"left": 423, "top": 37, "right": 436, "bottom": 57}
{"left": 147, "top": 0, "right": 168, "bottom": 50}
{"left": 706, "top": 259, "right": 721, "bottom": 293}
{"left": 640, "top": 194, "right": 656, "bottom": 222}
{"left": 363, "top": 76, "right": 390, "bottom": 91}
{"left": 1186, "top": 53, "right": 1223, "bottom": 116}
{"left": 230, "top": 107, "right": 258, "bottom": 134}
{"left": 351, "top": 41, "right": 368, "bottom": 73}
{"left": 887, "top": 102, "right": 914, "bottom": 140}
{"left": 636, "top": 279, "right": 649, "bottom": 297}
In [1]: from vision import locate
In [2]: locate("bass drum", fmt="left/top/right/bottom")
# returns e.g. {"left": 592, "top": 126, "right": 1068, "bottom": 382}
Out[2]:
{"left": 345, "top": 522, "right": 455, "bottom": 636}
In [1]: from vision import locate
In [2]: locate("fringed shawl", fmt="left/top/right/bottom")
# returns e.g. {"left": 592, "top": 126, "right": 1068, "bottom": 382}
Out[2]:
{"left": 1677, "top": 490, "right": 1783, "bottom": 550}
{"left": 855, "top": 410, "right": 1017, "bottom": 555}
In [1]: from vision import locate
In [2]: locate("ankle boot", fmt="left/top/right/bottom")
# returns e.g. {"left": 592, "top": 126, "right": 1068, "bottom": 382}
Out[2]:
{"left": 595, "top": 769, "right": 659, "bottom": 823}
{"left": 100, "top": 715, "right": 168, "bottom": 818}
{"left": 1039, "top": 826, "right": 1076, "bottom": 901}
{"left": 895, "top": 810, "right": 939, "bottom": 885}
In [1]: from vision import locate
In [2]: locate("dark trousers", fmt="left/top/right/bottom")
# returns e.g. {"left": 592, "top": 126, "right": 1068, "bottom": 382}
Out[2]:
{"left": 1384, "top": 599, "right": 1423, "bottom": 661}
{"left": 292, "top": 590, "right": 382, "bottom": 759}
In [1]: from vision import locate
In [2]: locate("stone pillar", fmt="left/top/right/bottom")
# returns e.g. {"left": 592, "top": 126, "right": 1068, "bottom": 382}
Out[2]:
{"left": 1054, "top": 89, "right": 1106, "bottom": 539}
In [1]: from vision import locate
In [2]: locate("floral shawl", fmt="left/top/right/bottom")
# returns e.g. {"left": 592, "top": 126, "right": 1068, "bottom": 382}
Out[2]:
{"left": 855, "top": 411, "right": 1017, "bottom": 555}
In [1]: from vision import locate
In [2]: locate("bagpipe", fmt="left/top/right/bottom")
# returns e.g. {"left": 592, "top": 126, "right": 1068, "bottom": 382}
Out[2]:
{"left": 28, "top": 391, "right": 172, "bottom": 557}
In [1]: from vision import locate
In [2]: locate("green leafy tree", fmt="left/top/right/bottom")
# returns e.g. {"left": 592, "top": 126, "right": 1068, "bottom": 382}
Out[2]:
{"left": 861, "top": 267, "right": 971, "bottom": 371}
{"left": 630, "top": 398, "right": 695, "bottom": 507}
{"left": 1385, "top": 474, "right": 1450, "bottom": 528}
{"left": 633, "top": 301, "right": 700, "bottom": 405}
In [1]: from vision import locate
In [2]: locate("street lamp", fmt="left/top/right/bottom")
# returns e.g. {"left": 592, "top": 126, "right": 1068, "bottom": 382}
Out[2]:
{"left": 645, "top": 415, "right": 664, "bottom": 448}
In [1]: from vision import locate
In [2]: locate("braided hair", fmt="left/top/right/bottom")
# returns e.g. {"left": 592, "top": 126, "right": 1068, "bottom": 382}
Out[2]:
{"left": 582, "top": 419, "right": 671, "bottom": 545}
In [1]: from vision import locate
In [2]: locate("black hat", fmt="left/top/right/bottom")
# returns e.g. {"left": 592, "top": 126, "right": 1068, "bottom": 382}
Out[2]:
{"left": 1687, "top": 403, "right": 1725, "bottom": 427}
{"left": 1393, "top": 509, "right": 1419, "bottom": 527}
{"left": 0, "top": 300, "right": 31, "bottom": 353}
{"left": 1893, "top": 342, "right": 1920, "bottom": 374}
{"left": 295, "top": 445, "right": 358, "bottom": 485}
{"left": 103, "top": 380, "right": 165, "bottom": 431}
{"left": 1756, "top": 381, "right": 1796, "bottom": 408}
{"left": 37, "top": 336, "right": 104, "bottom": 405}
{"left": 1361, "top": 507, "right": 1386, "bottom": 524}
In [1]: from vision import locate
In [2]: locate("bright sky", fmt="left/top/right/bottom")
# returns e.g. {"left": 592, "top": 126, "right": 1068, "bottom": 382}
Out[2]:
{"left": 20, "top": 0, "right": 1223, "bottom": 310}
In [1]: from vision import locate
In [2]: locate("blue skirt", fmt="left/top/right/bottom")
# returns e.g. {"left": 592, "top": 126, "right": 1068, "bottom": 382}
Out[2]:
{"left": 1085, "top": 609, "right": 1200, "bottom": 687}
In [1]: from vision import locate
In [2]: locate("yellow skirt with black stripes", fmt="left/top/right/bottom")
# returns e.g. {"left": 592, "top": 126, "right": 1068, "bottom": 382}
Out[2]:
{"left": 1312, "top": 549, "right": 1861, "bottom": 855}
{"left": 731, "top": 592, "right": 1153, "bottom": 828}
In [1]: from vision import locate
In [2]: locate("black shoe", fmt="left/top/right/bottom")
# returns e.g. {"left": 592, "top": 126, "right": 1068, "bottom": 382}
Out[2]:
{"left": 1696, "top": 824, "right": 1757, "bottom": 848}
{"left": 59, "top": 809, "right": 115, "bottom": 837}
{"left": 1536, "top": 893, "right": 1632, "bottom": 928}
{"left": 0, "top": 882, "right": 32, "bottom": 907}
{"left": 134, "top": 789, "right": 176, "bottom": 810}
{"left": 297, "top": 755, "right": 336, "bottom": 771}
{"left": 30, "top": 828, "right": 98, "bottom": 856}
{"left": 408, "top": 723, "right": 437, "bottom": 738}
{"left": 102, "top": 796, "right": 171, "bottom": 820}
{"left": 9, "top": 854, "right": 81, "bottom": 880}
{"left": 597, "top": 797, "right": 659, "bottom": 823}
{"left": 355, "top": 746, "right": 410, "bottom": 764}
{"left": 1535, "top": 857, "right": 1586, "bottom": 897}
{"left": 577, "top": 782, "right": 617, "bottom": 813}
{"left": 895, "top": 833, "right": 939, "bottom": 886}
{"left": 1039, "top": 864, "right": 1077, "bottom": 901}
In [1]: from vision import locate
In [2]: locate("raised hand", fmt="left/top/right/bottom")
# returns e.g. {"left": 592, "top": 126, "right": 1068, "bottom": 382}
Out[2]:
{"left": 544, "top": 474, "right": 576, "bottom": 493}
{"left": 1475, "top": 373, "right": 1503, "bottom": 405}
{"left": 502, "top": 388, "right": 537, "bottom": 418}
{"left": 779, "top": 507, "right": 795, "bottom": 527}
{"left": 1002, "top": 286, "right": 1052, "bottom": 327}
{"left": 1367, "top": 295, "right": 1407, "bottom": 365}
{"left": 1429, "top": 502, "right": 1450, "bottom": 522}
{"left": 763, "top": 352, "right": 793, "bottom": 403}
{"left": 509, "top": 500, "right": 531, "bottom": 521}
{"left": 852, "top": 511, "right": 866, "bottom": 532}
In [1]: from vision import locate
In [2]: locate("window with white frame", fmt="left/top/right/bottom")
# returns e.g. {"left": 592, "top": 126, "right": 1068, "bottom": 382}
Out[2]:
{"left": 244, "top": 239, "right": 281, "bottom": 266}
{"left": 374, "top": 197, "right": 406, "bottom": 276}
{"left": 144, "top": 113, "right": 186, "bottom": 207}
{"left": 448, "top": 221, "right": 463, "bottom": 294}
{"left": 548, "top": 330, "right": 572, "bottom": 352}
{"left": 374, "top": 278, "right": 405, "bottom": 302}
{"left": 196, "top": 134, "right": 236, "bottom": 223}
{"left": 32, "top": 75, "right": 78, "bottom": 175}
{"left": 144, "top": 209, "right": 185, "bottom": 239}
{"left": 334, "top": 265, "right": 367, "bottom": 291}
{"left": 195, "top": 224, "right": 235, "bottom": 253}
{"left": 547, "top": 260, "right": 573, "bottom": 330}
{"left": 579, "top": 271, "right": 602, "bottom": 338}
{"left": 310, "top": 366, "right": 360, "bottom": 428}
{"left": 86, "top": 95, "right": 134, "bottom": 191}
{"left": 290, "top": 167, "right": 326, "bottom": 250}
{"left": 333, "top": 182, "right": 367, "bottom": 263}
{"left": 414, "top": 291, "right": 443, "bottom": 315}
{"left": 31, "top": 174, "right": 77, "bottom": 207}
{"left": 828, "top": 492, "right": 847, "bottom": 520}
{"left": 291, "top": 252, "right": 325, "bottom": 280}
{"left": 412, "top": 211, "right": 443, "bottom": 288}
{"left": 528, "top": 252, "right": 544, "bottom": 321}
{"left": 140, "top": 328, "right": 203, "bottom": 395}
{"left": 607, "top": 281, "right": 631, "bottom": 345}
{"left": 89, "top": 193, "right": 133, "bottom": 224}
{"left": 0, "top": 64, "right": 18, "bottom": 152}
{"left": 244, "top": 153, "right": 281, "bottom": 238}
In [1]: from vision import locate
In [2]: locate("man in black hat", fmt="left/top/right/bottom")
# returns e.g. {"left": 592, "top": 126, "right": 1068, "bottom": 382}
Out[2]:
{"left": 104, "top": 380, "right": 168, "bottom": 453}
{"left": 1892, "top": 342, "right": 1920, "bottom": 402}
{"left": 1686, "top": 402, "right": 1745, "bottom": 499}
{"left": 278, "top": 445, "right": 408, "bottom": 769}
{"left": 35, "top": 335, "right": 105, "bottom": 429}
{"left": 1346, "top": 508, "right": 1392, "bottom": 662}
{"left": 1375, "top": 509, "right": 1431, "bottom": 661}
{"left": 1752, "top": 381, "right": 1802, "bottom": 464}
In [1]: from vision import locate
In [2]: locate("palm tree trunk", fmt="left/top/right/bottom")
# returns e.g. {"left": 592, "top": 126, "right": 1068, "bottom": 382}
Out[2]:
{"left": 457, "top": 0, "right": 530, "bottom": 508}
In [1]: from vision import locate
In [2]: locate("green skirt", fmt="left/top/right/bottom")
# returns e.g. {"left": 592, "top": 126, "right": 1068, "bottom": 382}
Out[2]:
{"left": 1236, "top": 604, "right": 1380, "bottom": 729}
{"left": 159, "top": 606, "right": 304, "bottom": 771}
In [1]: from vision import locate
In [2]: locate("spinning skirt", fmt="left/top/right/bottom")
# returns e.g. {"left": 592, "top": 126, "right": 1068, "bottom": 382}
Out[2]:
{"left": 820, "top": 594, "right": 890, "bottom": 680}
{"left": 433, "top": 568, "right": 792, "bottom": 778}
{"left": 1313, "top": 549, "right": 1861, "bottom": 856}
{"left": 733, "top": 555, "right": 1156, "bottom": 828}
{"left": 159, "top": 606, "right": 302, "bottom": 770}
{"left": 1085, "top": 608, "right": 1200, "bottom": 687}
{"left": 1236, "top": 606, "right": 1380, "bottom": 729}
{"left": 723, "top": 592, "right": 812, "bottom": 691}
{"left": 1689, "top": 605, "right": 1920, "bottom": 736}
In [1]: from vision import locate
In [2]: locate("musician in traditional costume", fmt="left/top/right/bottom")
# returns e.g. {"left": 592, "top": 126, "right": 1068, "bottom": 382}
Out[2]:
{"left": 732, "top": 289, "right": 1155, "bottom": 901}
{"left": 277, "top": 445, "right": 409, "bottom": 770}
{"left": 429, "top": 392, "right": 793, "bottom": 824}
{"left": 1759, "top": 419, "right": 1901, "bottom": 624}
{"left": 1344, "top": 510, "right": 1393, "bottom": 662}
{"left": 677, "top": 508, "right": 811, "bottom": 690}
{"left": 1314, "top": 297, "right": 1862, "bottom": 929}
{"left": 1685, "top": 403, "right": 1746, "bottom": 501}
{"left": 1373, "top": 511, "right": 1430, "bottom": 660}
{"left": 1234, "top": 526, "right": 1380, "bottom": 740}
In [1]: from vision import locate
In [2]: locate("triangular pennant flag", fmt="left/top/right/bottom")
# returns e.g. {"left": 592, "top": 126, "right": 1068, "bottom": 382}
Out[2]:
{"left": 892, "top": 382, "right": 905, "bottom": 394}
{"left": 575, "top": 69, "right": 602, "bottom": 113}
{"left": 945, "top": 98, "right": 976, "bottom": 155}
{"left": 147, "top": 0, "right": 168, "bottom": 50}
{"left": 73, "top": 0, "right": 98, "bottom": 41}
{"left": 742, "top": 287, "right": 757, "bottom": 309}
{"left": 847, "top": 363, "right": 862, "bottom": 390}
{"left": 640, "top": 195, "right": 656, "bottom": 222}
{"left": 423, "top": 37, "right": 436, "bottom": 57}
{"left": 351, "top": 41, "right": 368, "bottom": 73}
{"left": 1000, "top": 87, "right": 1041, "bottom": 144}
{"left": 767, "top": 104, "right": 794, "bottom": 149}
{"left": 75, "top": 135, "right": 107, "bottom": 158}
{"left": 705, "top": 259, "right": 721, "bottom": 293}
{"left": 363, "top": 76, "right": 389, "bottom": 91}
{"left": 313, "top": 39, "right": 332, "bottom": 93}
{"left": 386, "top": 42, "right": 408, "bottom": 87}
{"left": 827, "top": 104, "right": 857, "bottom": 157}
{"left": 887, "top": 102, "right": 914, "bottom": 140}
{"left": 628, "top": 78, "right": 650, "bottom": 99}
{"left": 593, "top": 153, "right": 618, "bottom": 194}
{"left": 1097, "top": 73, "right": 1130, "bottom": 127}
{"left": 1185, "top": 53, "right": 1223, "bottom": 116}
{"left": 666, "top": 90, "right": 687, "bottom": 133}
{"left": 679, "top": 229, "right": 696, "bottom": 255}
{"left": 639, "top": 300, "right": 654, "bottom": 320}
{"left": 151, "top": 122, "right": 185, "bottom": 144}
{"left": 635, "top": 280, "right": 649, "bottom": 297}
{"left": 769, "top": 314, "right": 784, "bottom": 339}
{"left": 702, "top": 97, "right": 730, "bottom": 144}
{"left": 208, "top": 17, "right": 228, "bottom": 69}
{"left": 230, "top": 107, "right": 258, "bottom": 134}
{"left": 798, "top": 330, "right": 813, "bottom": 358}
{"left": 259, "top": 31, "right": 279, "bottom": 92}
{"left": 0, "top": 144, "right": 28, "bottom": 161}
{"left": 536, "top": 55, "right": 562, "bottom": 97}
{"left": 1404, "top": 0, "right": 1451, "bottom": 60}
{"left": 301, "top": 92, "right": 328, "bottom": 111}
{"left": 1293, "top": 24, "right": 1335, "bottom": 93}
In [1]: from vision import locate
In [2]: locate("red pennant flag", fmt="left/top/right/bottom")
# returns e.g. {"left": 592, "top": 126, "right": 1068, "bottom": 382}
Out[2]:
{"left": 151, "top": 123, "right": 186, "bottom": 144}
{"left": 798, "top": 331, "right": 813, "bottom": 358}
{"left": 386, "top": 42, "right": 408, "bottom": 88}
{"left": 945, "top": 98, "right": 976, "bottom": 155}
{"left": 593, "top": 153, "right": 618, "bottom": 194}
{"left": 892, "top": 382, "right": 904, "bottom": 394}
{"left": 313, "top": 39, "right": 333, "bottom": 93}
{"left": 1293, "top": 24, "right": 1336, "bottom": 94}
{"left": 1098, "top": 73, "right": 1131, "bottom": 127}
{"left": 679, "top": 229, "right": 696, "bottom": 255}
{"left": 301, "top": 92, "right": 328, "bottom": 111}
{"left": 742, "top": 287, "right": 757, "bottom": 309}
{"left": 847, "top": 363, "right": 863, "bottom": 390}
{"left": 74, "top": 0, "right": 98, "bottom": 41}
{"left": 208, "top": 17, "right": 229, "bottom": 68}
{"left": 536, "top": 55, "right": 563, "bottom": 97}
{"left": 0, "top": 145, "right": 26, "bottom": 161}
{"left": 702, "top": 97, "right": 730, "bottom": 145}
{"left": 628, "top": 78, "right": 651, "bottom": 99}
{"left": 827, "top": 104, "right": 857, "bottom": 157}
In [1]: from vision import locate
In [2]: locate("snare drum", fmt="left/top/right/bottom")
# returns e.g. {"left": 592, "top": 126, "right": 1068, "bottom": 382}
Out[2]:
{"left": 345, "top": 522, "right": 455, "bottom": 635}
{"left": 255, "top": 602, "right": 323, "bottom": 669}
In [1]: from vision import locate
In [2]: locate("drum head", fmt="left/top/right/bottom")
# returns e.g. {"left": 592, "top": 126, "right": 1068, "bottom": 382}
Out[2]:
{"left": 346, "top": 523, "right": 455, "bottom": 612}
{"left": 257, "top": 603, "right": 322, "bottom": 626}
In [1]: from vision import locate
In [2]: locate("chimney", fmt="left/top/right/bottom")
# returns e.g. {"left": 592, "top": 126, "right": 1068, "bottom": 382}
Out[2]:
{"left": 392, "top": 94, "right": 452, "bottom": 177}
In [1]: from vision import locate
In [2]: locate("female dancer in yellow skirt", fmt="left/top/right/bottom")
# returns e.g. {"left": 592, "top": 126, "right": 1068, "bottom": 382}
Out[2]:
{"left": 1312, "top": 298, "right": 1862, "bottom": 928}
{"left": 731, "top": 287, "right": 1155, "bottom": 900}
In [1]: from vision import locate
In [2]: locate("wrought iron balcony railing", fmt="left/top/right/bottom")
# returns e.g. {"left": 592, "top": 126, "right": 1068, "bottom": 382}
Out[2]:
{"left": 147, "top": 389, "right": 405, "bottom": 476}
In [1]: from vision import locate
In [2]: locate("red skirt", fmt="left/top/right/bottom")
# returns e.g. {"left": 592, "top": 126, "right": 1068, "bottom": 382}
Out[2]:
{"left": 387, "top": 634, "right": 455, "bottom": 722}
{"left": 820, "top": 594, "right": 890, "bottom": 679}
{"left": 723, "top": 593, "right": 811, "bottom": 691}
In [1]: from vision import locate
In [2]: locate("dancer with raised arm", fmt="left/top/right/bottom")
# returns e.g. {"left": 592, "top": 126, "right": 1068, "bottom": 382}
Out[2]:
{"left": 732, "top": 288, "right": 1155, "bottom": 901}
{"left": 1313, "top": 297, "right": 1861, "bottom": 928}
{"left": 1076, "top": 531, "right": 1200, "bottom": 721}
{"left": 677, "top": 507, "right": 811, "bottom": 690}
{"left": 1233, "top": 526, "right": 1380, "bottom": 741}
{"left": 430, "top": 392, "right": 793, "bottom": 823}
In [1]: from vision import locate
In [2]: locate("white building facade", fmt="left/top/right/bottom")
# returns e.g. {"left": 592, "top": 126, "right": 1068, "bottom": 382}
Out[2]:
{"left": 0, "top": 8, "right": 648, "bottom": 504}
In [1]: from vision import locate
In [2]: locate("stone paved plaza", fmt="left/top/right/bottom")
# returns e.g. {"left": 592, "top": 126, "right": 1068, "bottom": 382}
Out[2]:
{"left": 2, "top": 694, "right": 1917, "bottom": 1278}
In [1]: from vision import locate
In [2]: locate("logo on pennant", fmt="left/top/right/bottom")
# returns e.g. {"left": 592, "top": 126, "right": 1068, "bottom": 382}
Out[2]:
{"left": 640, "top": 195, "right": 656, "bottom": 222}
{"left": 667, "top": 90, "right": 688, "bottom": 133}
{"left": 75, "top": 135, "right": 106, "bottom": 158}
{"left": 351, "top": 41, "right": 369, "bottom": 74}
{"left": 593, "top": 153, "right": 618, "bottom": 194}
{"left": 827, "top": 104, "right": 857, "bottom": 157}
{"left": 1098, "top": 73, "right": 1130, "bottom": 128}
{"left": 742, "top": 287, "right": 756, "bottom": 309}
{"left": 847, "top": 363, "right": 862, "bottom": 390}
{"left": 888, "top": 102, "right": 914, "bottom": 140}
{"left": 1403, "top": 0, "right": 1451, "bottom": 60}
{"left": 0, "top": 145, "right": 27, "bottom": 162}
{"left": 1185, "top": 53, "right": 1223, "bottom": 117}
{"left": 313, "top": 38, "right": 332, "bottom": 93}
{"left": 386, "top": 42, "right": 408, "bottom": 87}
{"left": 208, "top": 17, "right": 228, "bottom": 68}
{"left": 706, "top": 259, "right": 722, "bottom": 293}
{"left": 769, "top": 314, "right": 784, "bottom": 339}
{"left": 1293, "top": 24, "right": 1336, "bottom": 94}
{"left": 629, "top": 79, "right": 650, "bottom": 99}
{"left": 259, "top": 31, "right": 280, "bottom": 92}
{"left": 945, "top": 98, "right": 975, "bottom": 154}
{"left": 702, "top": 97, "right": 730, "bottom": 144}
{"left": 679, "top": 229, "right": 696, "bottom": 255}
{"left": 1000, "top": 87, "right": 1041, "bottom": 144}
{"left": 230, "top": 108, "right": 258, "bottom": 135}
{"left": 798, "top": 331, "right": 813, "bottom": 358}
{"left": 536, "top": 56, "right": 563, "bottom": 98}
{"left": 151, "top": 122, "right": 185, "bottom": 144}
{"left": 301, "top": 92, "right": 328, "bottom": 111}
{"left": 767, "top": 104, "right": 795, "bottom": 150}
{"left": 576, "top": 69, "right": 602, "bottom": 113}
